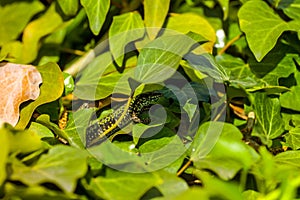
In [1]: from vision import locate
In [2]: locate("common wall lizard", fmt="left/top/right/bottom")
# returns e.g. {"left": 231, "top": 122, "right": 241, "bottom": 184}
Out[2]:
{"left": 85, "top": 92, "right": 161, "bottom": 148}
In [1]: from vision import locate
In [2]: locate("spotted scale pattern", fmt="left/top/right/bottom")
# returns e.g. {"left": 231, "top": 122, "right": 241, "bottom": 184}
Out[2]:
{"left": 86, "top": 92, "right": 161, "bottom": 148}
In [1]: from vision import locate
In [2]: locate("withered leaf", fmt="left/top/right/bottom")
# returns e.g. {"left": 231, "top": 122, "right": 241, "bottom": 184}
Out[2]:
{"left": 0, "top": 63, "right": 42, "bottom": 126}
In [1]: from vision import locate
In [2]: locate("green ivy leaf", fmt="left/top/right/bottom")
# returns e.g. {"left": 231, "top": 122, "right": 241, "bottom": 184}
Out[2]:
{"left": 280, "top": 86, "right": 300, "bottom": 112}
{"left": 248, "top": 42, "right": 299, "bottom": 85}
{"left": 284, "top": 127, "right": 300, "bottom": 150}
{"left": 16, "top": 62, "right": 64, "bottom": 129}
{"left": 28, "top": 122, "right": 54, "bottom": 144}
{"left": 80, "top": 0, "right": 110, "bottom": 35}
{"left": 4, "top": 183, "right": 81, "bottom": 199}
{"left": 282, "top": 113, "right": 300, "bottom": 130}
{"left": 6, "top": 128, "right": 43, "bottom": 154}
{"left": 250, "top": 147, "right": 300, "bottom": 199}
{"left": 0, "top": 128, "right": 9, "bottom": 186}
{"left": 194, "top": 170, "right": 243, "bottom": 200}
{"left": 88, "top": 140, "right": 146, "bottom": 172}
{"left": 132, "top": 123, "right": 164, "bottom": 145}
{"left": 0, "top": 1, "right": 44, "bottom": 46}
{"left": 166, "top": 13, "right": 216, "bottom": 44}
{"left": 21, "top": 3, "right": 64, "bottom": 63}
{"left": 63, "top": 72, "right": 75, "bottom": 96}
{"left": 190, "top": 122, "right": 259, "bottom": 180}
{"left": 275, "top": 151, "right": 300, "bottom": 168}
{"left": 85, "top": 168, "right": 162, "bottom": 200}
{"left": 64, "top": 109, "right": 94, "bottom": 148}
{"left": 242, "top": 190, "right": 260, "bottom": 200}
{"left": 109, "top": 12, "right": 144, "bottom": 66}
{"left": 74, "top": 52, "right": 136, "bottom": 100}
{"left": 250, "top": 93, "right": 284, "bottom": 146}
{"left": 138, "top": 129, "right": 186, "bottom": 171}
{"left": 134, "top": 34, "right": 198, "bottom": 83}
{"left": 173, "top": 188, "right": 209, "bottom": 200}
{"left": 183, "top": 99, "right": 198, "bottom": 122}
{"left": 277, "top": 0, "right": 300, "bottom": 20}
{"left": 155, "top": 171, "right": 189, "bottom": 198}
{"left": 184, "top": 53, "right": 229, "bottom": 81}
{"left": 0, "top": 41, "right": 22, "bottom": 62}
{"left": 132, "top": 105, "right": 167, "bottom": 144}
{"left": 238, "top": 1, "right": 289, "bottom": 61}
{"left": 216, "top": 54, "right": 259, "bottom": 88}
{"left": 10, "top": 145, "right": 88, "bottom": 193}
{"left": 36, "top": 114, "right": 84, "bottom": 149}
{"left": 144, "top": 0, "right": 170, "bottom": 40}
{"left": 57, "top": 0, "right": 78, "bottom": 16}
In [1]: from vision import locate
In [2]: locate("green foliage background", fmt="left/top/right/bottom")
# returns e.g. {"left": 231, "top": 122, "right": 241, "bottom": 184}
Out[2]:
{"left": 1, "top": 0, "right": 300, "bottom": 199}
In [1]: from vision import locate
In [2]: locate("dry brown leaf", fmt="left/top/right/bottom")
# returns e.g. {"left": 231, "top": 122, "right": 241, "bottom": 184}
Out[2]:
{"left": 0, "top": 62, "right": 42, "bottom": 126}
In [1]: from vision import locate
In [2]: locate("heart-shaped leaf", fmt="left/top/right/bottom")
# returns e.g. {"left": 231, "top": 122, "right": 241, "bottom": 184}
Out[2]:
{"left": 16, "top": 62, "right": 64, "bottom": 129}
{"left": 109, "top": 12, "right": 144, "bottom": 66}
{"left": 80, "top": 0, "right": 110, "bottom": 35}
{"left": 238, "top": 1, "right": 290, "bottom": 61}
{"left": 11, "top": 145, "right": 88, "bottom": 193}
{"left": 144, "top": 0, "right": 170, "bottom": 40}
{"left": 250, "top": 92, "right": 284, "bottom": 146}
{"left": 0, "top": 1, "right": 44, "bottom": 46}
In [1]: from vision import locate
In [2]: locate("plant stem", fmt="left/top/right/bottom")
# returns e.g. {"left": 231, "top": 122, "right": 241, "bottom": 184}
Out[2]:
{"left": 218, "top": 34, "right": 243, "bottom": 55}
{"left": 59, "top": 48, "right": 85, "bottom": 56}
{"left": 177, "top": 159, "right": 192, "bottom": 176}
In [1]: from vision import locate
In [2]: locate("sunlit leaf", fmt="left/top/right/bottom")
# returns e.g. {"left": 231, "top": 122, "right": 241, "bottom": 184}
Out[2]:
{"left": 64, "top": 109, "right": 94, "bottom": 148}
{"left": 74, "top": 52, "right": 136, "bottom": 100}
{"left": 275, "top": 151, "right": 300, "bottom": 168}
{"left": 184, "top": 53, "right": 229, "bottom": 81}
{"left": 16, "top": 62, "right": 64, "bottom": 129}
{"left": 285, "top": 127, "right": 300, "bottom": 150}
{"left": 134, "top": 34, "right": 198, "bottom": 83}
{"left": 63, "top": 72, "right": 75, "bottom": 96}
{"left": 80, "top": 0, "right": 110, "bottom": 35}
{"left": 194, "top": 170, "right": 243, "bottom": 200}
{"left": 183, "top": 99, "right": 198, "bottom": 122}
{"left": 166, "top": 13, "right": 216, "bottom": 52}
{"left": 36, "top": 114, "right": 84, "bottom": 148}
{"left": 0, "top": 41, "right": 23, "bottom": 62}
{"left": 190, "top": 122, "right": 259, "bottom": 180}
{"left": 21, "top": 3, "right": 63, "bottom": 63}
{"left": 280, "top": 85, "right": 300, "bottom": 112}
{"left": 173, "top": 188, "right": 209, "bottom": 200}
{"left": 242, "top": 190, "right": 260, "bottom": 200}
{"left": 155, "top": 171, "right": 189, "bottom": 198}
{"left": 4, "top": 183, "right": 81, "bottom": 200}
{"left": 238, "top": 1, "right": 291, "bottom": 61}
{"left": 144, "top": 0, "right": 170, "bottom": 40}
{"left": 109, "top": 12, "right": 144, "bottom": 66}
{"left": 84, "top": 168, "right": 162, "bottom": 200}
{"left": 138, "top": 128, "right": 186, "bottom": 171}
{"left": 57, "top": 0, "right": 78, "bottom": 16}
{"left": 28, "top": 122, "right": 54, "bottom": 139}
{"left": 0, "top": 127, "right": 9, "bottom": 186}
{"left": 132, "top": 123, "right": 164, "bottom": 145}
{"left": 0, "top": 1, "right": 44, "bottom": 46}
{"left": 216, "top": 54, "right": 259, "bottom": 88}
{"left": 11, "top": 145, "right": 88, "bottom": 193}
{"left": 6, "top": 127, "right": 43, "bottom": 154}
